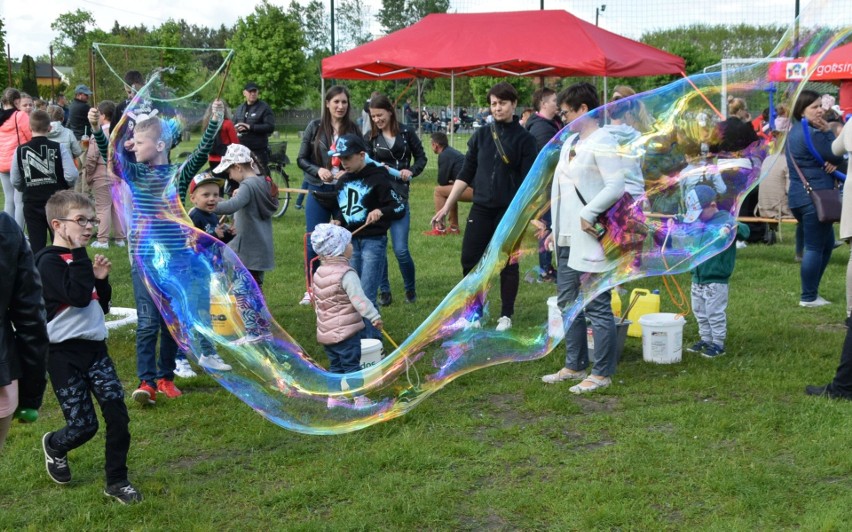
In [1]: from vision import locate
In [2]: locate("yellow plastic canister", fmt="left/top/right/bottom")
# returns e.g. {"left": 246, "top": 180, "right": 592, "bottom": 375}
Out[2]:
{"left": 626, "top": 288, "right": 660, "bottom": 337}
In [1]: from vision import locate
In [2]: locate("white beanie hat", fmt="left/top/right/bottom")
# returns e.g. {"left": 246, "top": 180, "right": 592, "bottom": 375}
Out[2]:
{"left": 311, "top": 223, "right": 351, "bottom": 257}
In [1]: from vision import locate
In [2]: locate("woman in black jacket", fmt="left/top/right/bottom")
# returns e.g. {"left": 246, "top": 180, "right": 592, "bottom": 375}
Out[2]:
{"left": 431, "top": 82, "right": 537, "bottom": 332}
{"left": 296, "top": 85, "right": 361, "bottom": 305}
{"left": 0, "top": 211, "right": 48, "bottom": 449}
{"left": 366, "top": 93, "right": 427, "bottom": 304}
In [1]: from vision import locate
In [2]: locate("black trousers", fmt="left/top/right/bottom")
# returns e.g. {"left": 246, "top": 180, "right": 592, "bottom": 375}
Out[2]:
{"left": 47, "top": 341, "right": 130, "bottom": 485}
{"left": 23, "top": 202, "right": 52, "bottom": 254}
{"left": 828, "top": 317, "right": 852, "bottom": 397}
{"left": 461, "top": 203, "right": 519, "bottom": 318}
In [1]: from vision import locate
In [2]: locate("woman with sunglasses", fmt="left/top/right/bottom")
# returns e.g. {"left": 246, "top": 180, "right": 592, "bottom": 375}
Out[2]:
{"left": 366, "top": 93, "right": 427, "bottom": 305}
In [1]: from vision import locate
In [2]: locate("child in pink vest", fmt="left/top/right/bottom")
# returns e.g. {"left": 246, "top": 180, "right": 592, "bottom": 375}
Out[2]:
{"left": 311, "top": 223, "right": 382, "bottom": 409}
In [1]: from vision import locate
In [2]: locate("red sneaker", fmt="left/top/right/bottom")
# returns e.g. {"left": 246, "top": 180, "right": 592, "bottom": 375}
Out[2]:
{"left": 132, "top": 383, "right": 156, "bottom": 406}
{"left": 447, "top": 225, "right": 460, "bottom": 235}
{"left": 422, "top": 227, "right": 446, "bottom": 236}
{"left": 156, "top": 378, "right": 182, "bottom": 399}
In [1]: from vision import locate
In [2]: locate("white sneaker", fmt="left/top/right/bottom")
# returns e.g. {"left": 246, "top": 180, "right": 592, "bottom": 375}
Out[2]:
{"left": 800, "top": 296, "right": 831, "bottom": 308}
{"left": 198, "top": 354, "right": 232, "bottom": 371}
{"left": 90, "top": 241, "right": 109, "bottom": 249}
{"left": 541, "top": 367, "right": 588, "bottom": 384}
{"left": 495, "top": 316, "right": 512, "bottom": 332}
{"left": 299, "top": 291, "right": 312, "bottom": 306}
{"left": 736, "top": 240, "right": 747, "bottom": 249}
{"left": 230, "top": 333, "right": 272, "bottom": 346}
{"left": 327, "top": 396, "right": 351, "bottom": 408}
{"left": 353, "top": 396, "right": 375, "bottom": 409}
{"left": 173, "top": 358, "right": 197, "bottom": 379}
{"left": 449, "top": 317, "right": 481, "bottom": 331}
{"left": 114, "top": 240, "right": 126, "bottom": 248}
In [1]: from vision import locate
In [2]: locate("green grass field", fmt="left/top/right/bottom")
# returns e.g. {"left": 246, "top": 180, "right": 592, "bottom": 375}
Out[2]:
{"left": 2, "top": 132, "right": 851, "bottom": 529}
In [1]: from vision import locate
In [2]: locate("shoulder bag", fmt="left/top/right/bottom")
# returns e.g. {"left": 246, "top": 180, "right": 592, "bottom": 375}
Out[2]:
{"left": 788, "top": 144, "right": 841, "bottom": 223}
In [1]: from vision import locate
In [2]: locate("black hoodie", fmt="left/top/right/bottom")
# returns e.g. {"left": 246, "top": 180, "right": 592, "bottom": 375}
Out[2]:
{"left": 313, "top": 163, "right": 405, "bottom": 238}
{"left": 457, "top": 116, "right": 537, "bottom": 209}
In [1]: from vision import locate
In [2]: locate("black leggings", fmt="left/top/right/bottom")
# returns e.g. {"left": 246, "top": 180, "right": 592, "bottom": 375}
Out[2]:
{"left": 460, "top": 203, "right": 520, "bottom": 318}
{"left": 47, "top": 341, "right": 130, "bottom": 486}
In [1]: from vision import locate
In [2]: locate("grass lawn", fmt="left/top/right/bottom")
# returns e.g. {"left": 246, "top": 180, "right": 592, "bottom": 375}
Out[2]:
{"left": 2, "top": 131, "right": 852, "bottom": 529}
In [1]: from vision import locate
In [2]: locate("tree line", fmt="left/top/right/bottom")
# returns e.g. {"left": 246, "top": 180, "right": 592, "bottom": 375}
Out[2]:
{"left": 1, "top": 2, "right": 787, "bottom": 113}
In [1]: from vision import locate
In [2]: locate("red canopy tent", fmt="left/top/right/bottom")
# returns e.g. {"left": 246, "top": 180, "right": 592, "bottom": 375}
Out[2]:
{"left": 322, "top": 10, "right": 685, "bottom": 80}
{"left": 769, "top": 42, "right": 852, "bottom": 116}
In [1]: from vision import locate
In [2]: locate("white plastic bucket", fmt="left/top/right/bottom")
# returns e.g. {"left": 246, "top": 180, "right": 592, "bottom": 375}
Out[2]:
{"left": 638, "top": 313, "right": 685, "bottom": 364}
{"left": 546, "top": 297, "right": 565, "bottom": 341}
{"left": 360, "top": 339, "right": 384, "bottom": 370}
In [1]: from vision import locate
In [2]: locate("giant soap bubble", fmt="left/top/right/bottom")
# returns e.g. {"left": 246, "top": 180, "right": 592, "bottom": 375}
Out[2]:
{"left": 100, "top": 1, "right": 850, "bottom": 434}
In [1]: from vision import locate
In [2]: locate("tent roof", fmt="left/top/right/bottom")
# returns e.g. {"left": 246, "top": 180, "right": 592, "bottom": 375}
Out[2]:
{"left": 322, "top": 10, "right": 685, "bottom": 80}
{"left": 769, "top": 42, "right": 852, "bottom": 82}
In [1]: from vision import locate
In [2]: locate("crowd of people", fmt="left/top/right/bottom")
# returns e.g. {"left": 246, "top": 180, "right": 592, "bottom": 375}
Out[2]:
{"left": 2, "top": 74, "right": 852, "bottom": 506}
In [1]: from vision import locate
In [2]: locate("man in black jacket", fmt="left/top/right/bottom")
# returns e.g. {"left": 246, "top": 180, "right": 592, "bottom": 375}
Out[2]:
{"left": 234, "top": 82, "right": 275, "bottom": 169}
{"left": 427, "top": 131, "right": 471, "bottom": 235}
{"left": 66, "top": 85, "right": 93, "bottom": 140}
{"left": 0, "top": 211, "right": 49, "bottom": 450}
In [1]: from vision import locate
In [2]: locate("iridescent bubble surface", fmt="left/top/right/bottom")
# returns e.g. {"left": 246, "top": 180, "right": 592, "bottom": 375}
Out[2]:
{"left": 105, "top": 1, "right": 850, "bottom": 434}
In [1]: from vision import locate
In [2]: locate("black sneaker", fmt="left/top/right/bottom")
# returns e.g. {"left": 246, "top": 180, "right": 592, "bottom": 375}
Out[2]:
{"left": 379, "top": 292, "right": 392, "bottom": 306}
{"left": 104, "top": 481, "right": 143, "bottom": 504}
{"left": 42, "top": 432, "right": 71, "bottom": 484}
{"left": 405, "top": 290, "right": 417, "bottom": 303}
{"left": 805, "top": 384, "right": 852, "bottom": 400}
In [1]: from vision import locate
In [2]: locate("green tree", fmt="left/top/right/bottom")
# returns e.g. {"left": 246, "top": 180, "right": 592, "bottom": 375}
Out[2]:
{"left": 50, "top": 9, "right": 97, "bottom": 64}
{"left": 0, "top": 17, "right": 6, "bottom": 65}
{"left": 20, "top": 55, "right": 39, "bottom": 97}
{"left": 468, "top": 77, "right": 534, "bottom": 109}
{"left": 377, "top": 0, "right": 450, "bottom": 34}
{"left": 337, "top": 0, "right": 373, "bottom": 52}
{"left": 227, "top": 1, "right": 309, "bottom": 109}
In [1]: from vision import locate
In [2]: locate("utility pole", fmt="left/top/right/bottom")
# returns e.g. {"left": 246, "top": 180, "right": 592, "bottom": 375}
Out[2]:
{"left": 331, "top": 0, "right": 336, "bottom": 55}
{"left": 595, "top": 4, "right": 606, "bottom": 26}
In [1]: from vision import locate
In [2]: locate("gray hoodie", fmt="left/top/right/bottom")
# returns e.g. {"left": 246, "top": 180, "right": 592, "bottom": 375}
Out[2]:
{"left": 48, "top": 121, "right": 83, "bottom": 158}
{"left": 214, "top": 175, "right": 278, "bottom": 271}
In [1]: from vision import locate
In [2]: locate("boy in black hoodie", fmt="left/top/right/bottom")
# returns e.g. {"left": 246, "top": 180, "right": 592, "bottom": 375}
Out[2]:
{"left": 35, "top": 190, "right": 140, "bottom": 504}
{"left": 11, "top": 110, "right": 79, "bottom": 253}
{"left": 313, "top": 134, "right": 404, "bottom": 308}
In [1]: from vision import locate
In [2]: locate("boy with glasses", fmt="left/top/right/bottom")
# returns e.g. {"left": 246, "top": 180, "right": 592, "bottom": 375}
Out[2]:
{"left": 35, "top": 190, "right": 141, "bottom": 504}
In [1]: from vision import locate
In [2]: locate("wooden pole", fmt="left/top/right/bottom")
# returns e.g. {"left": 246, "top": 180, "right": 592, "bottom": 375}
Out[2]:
{"left": 89, "top": 47, "right": 97, "bottom": 106}
{"left": 6, "top": 44, "right": 12, "bottom": 87}
{"left": 215, "top": 56, "right": 232, "bottom": 102}
{"left": 49, "top": 45, "right": 56, "bottom": 99}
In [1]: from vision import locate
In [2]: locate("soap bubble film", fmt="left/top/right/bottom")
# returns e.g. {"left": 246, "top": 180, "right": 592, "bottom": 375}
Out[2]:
{"left": 103, "top": 0, "right": 850, "bottom": 434}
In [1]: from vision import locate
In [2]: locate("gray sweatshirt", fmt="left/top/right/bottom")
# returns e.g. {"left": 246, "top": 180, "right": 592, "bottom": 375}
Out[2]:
{"left": 214, "top": 175, "right": 277, "bottom": 271}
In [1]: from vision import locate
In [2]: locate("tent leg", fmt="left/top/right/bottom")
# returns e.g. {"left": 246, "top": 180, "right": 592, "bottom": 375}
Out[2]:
{"left": 450, "top": 72, "right": 455, "bottom": 146}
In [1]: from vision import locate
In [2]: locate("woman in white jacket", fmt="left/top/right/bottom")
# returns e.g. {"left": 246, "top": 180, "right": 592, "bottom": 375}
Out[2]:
{"left": 541, "top": 82, "right": 626, "bottom": 394}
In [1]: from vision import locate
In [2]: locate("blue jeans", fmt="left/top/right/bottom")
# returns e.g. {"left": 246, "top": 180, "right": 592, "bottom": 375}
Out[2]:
{"left": 556, "top": 246, "right": 617, "bottom": 377}
{"left": 380, "top": 205, "right": 416, "bottom": 294}
{"left": 350, "top": 235, "right": 387, "bottom": 309}
{"left": 324, "top": 319, "right": 382, "bottom": 392}
{"left": 791, "top": 203, "right": 835, "bottom": 302}
{"left": 131, "top": 265, "right": 178, "bottom": 386}
{"left": 305, "top": 182, "right": 337, "bottom": 277}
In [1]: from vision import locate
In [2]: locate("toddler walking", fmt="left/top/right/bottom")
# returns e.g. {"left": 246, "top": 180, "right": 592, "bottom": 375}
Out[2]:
{"left": 311, "top": 224, "right": 383, "bottom": 409}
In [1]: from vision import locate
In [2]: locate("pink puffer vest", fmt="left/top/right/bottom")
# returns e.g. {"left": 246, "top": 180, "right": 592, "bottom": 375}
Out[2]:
{"left": 313, "top": 258, "right": 365, "bottom": 345}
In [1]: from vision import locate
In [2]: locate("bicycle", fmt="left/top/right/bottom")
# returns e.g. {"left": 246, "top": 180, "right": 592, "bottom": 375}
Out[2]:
{"left": 267, "top": 142, "right": 291, "bottom": 218}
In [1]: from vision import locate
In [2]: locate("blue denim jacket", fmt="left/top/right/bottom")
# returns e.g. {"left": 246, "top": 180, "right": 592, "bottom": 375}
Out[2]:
{"left": 786, "top": 120, "right": 844, "bottom": 209}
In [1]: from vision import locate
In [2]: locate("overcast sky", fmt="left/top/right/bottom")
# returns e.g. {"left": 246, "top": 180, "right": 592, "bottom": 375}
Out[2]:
{"left": 0, "top": 0, "right": 834, "bottom": 62}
